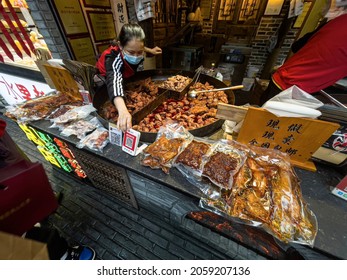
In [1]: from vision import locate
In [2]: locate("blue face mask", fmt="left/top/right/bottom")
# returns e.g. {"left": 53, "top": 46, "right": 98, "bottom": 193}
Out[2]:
{"left": 123, "top": 53, "right": 143, "bottom": 65}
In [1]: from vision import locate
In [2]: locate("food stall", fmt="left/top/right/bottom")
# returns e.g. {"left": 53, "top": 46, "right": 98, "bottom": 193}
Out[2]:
{"left": 2, "top": 64, "right": 347, "bottom": 259}
{"left": 1, "top": 0, "right": 347, "bottom": 260}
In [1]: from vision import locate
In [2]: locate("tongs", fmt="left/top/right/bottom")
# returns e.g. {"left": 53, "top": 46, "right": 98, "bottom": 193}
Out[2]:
{"left": 191, "top": 65, "right": 204, "bottom": 86}
{"left": 188, "top": 85, "right": 244, "bottom": 99}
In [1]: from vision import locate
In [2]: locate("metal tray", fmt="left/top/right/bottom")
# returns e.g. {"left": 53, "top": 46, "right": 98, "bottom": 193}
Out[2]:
{"left": 93, "top": 69, "right": 235, "bottom": 143}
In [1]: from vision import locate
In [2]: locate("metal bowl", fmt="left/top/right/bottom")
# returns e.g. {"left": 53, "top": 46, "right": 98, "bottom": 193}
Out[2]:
{"left": 93, "top": 69, "right": 235, "bottom": 143}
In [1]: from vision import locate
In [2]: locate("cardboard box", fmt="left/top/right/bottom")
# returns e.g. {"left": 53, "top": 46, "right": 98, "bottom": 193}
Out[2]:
{"left": 0, "top": 231, "right": 49, "bottom": 260}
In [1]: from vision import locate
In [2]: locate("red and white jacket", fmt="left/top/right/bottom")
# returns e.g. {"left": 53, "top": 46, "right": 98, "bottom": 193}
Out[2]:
{"left": 96, "top": 45, "right": 140, "bottom": 102}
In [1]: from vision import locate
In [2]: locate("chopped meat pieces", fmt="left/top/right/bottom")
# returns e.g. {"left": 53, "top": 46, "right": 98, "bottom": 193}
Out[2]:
{"left": 160, "top": 75, "right": 192, "bottom": 92}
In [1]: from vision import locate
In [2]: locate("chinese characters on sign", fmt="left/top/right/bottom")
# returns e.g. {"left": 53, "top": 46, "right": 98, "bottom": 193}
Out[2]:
{"left": 112, "top": 0, "right": 129, "bottom": 34}
{"left": 43, "top": 65, "right": 81, "bottom": 100}
{"left": 19, "top": 124, "right": 87, "bottom": 179}
{"left": 0, "top": 72, "right": 52, "bottom": 105}
{"left": 237, "top": 107, "right": 339, "bottom": 171}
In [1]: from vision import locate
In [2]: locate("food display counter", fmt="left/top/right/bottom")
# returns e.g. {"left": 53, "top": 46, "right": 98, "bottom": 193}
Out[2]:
{"left": 2, "top": 63, "right": 346, "bottom": 259}
{"left": 23, "top": 117, "right": 347, "bottom": 260}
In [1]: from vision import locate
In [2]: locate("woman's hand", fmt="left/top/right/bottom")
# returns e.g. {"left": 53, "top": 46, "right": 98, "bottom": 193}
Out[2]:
{"left": 145, "top": 46, "right": 162, "bottom": 55}
{"left": 113, "top": 97, "right": 132, "bottom": 131}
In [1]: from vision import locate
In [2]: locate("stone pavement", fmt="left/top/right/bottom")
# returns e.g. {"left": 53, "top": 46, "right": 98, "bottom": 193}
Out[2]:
{"left": 2, "top": 115, "right": 265, "bottom": 260}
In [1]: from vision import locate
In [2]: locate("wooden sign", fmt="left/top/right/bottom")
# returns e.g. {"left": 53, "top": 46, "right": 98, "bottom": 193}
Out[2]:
{"left": 53, "top": 0, "right": 88, "bottom": 35}
{"left": 87, "top": 11, "right": 116, "bottom": 42}
{"left": 43, "top": 65, "right": 81, "bottom": 100}
{"left": 111, "top": 0, "right": 129, "bottom": 34}
{"left": 217, "top": 103, "right": 248, "bottom": 123}
{"left": 68, "top": 37, "right": 96, "bottom": 65}
{"left": 236, "top": 107, "right": 339, "bottom": 171}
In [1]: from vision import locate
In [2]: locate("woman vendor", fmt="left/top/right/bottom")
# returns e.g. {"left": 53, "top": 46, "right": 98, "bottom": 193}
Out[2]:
{"left": 96, "top": 23, "right": 162, "bottom": 131}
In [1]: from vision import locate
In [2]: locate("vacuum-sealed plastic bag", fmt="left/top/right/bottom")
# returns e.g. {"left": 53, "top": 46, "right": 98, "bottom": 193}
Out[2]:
{"left": 51, "top": 104, "right": 96, "bottom": 124}
{"left": 60, "top": 117, "right": 101, "bottom": 139}
{"left": 201, "top": 141, "right": 247, "bottom": 190}
{"left": 77, "top": 127, "right": 109, "bottom": 152}
{"left": 141, "top": 123, "right": 193, "bottom": 173}
{"left": 199, "top": 143, "right": 318, "bottom": 246}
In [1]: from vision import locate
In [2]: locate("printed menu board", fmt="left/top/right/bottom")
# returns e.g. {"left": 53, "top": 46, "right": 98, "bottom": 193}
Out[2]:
{"left": 87, "top": 12, "right": 116, "bottom": 42}
{"left": 53, "top": 0, "right": 88, "bottom": 35}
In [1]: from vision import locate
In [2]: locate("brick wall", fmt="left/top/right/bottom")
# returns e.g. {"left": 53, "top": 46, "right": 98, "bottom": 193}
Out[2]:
{"left": 199, "top": 0, "right": 300, "bottom": 78}
{"left": 26, "top": 0, "right": 70, "bottom": 59}
{"left": 247, "top": 1, "right": 299, "bottom": 77}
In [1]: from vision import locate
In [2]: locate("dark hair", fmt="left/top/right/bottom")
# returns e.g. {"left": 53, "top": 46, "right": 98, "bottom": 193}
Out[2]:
{"left": 117, "top": 23, "right": 145, "bottom": 47}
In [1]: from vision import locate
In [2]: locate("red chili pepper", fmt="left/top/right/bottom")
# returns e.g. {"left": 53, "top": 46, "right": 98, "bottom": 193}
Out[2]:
{"left": 0, "top": 36, "right": 14, "bottom": 61}
{"left": 0, "top": 19, "right": 23, "bottom": 59}
{"left": 3, "top": 0, "right": 35, "bottom": 54}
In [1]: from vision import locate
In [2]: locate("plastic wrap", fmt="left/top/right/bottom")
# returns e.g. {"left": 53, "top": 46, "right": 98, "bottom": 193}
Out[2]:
{"left": 140, "top": 124, "right": 318, "bottom": 246}
{"left": 60, "top": 117, "right": 101, "bottom": 139}
{"left": 201, "top": 141, "right": 247, "bottom": 190}
{"left": 199, "top": 143, "right": 318, "bottom": 246}
{"left": 173, "top": 138, "right": 220, "bottom": 199}
{"left": 4, "top": 92, "right": 82, "bottom": 122}
{"left": 141, "top": 123, "right": 193, "bottom": 173}
{"left": 46, "top": 105, "right": 77, "bottom": 120}
{"left": 76, "top": 127, "right": 109, "bottom": 152}
{"left": 51, "top": 104, "right": 96, "bottom": 124}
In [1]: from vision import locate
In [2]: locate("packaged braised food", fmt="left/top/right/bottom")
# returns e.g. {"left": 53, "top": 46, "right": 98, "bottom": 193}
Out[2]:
{"left": 77, "top": 127, "right": 109, "bottom": 152}
{"left": 174, "top": 139, "right": 212, "bottom": 173}
{"left": 47, "top": 105, "right": 76, "bottom": 119}
{"left": 201, "top": 141, "right": 246, "bottom": 190}
{"left": 60, "top": 117, "right": 101, "bottom": 139}
{"left": 200, "top": 143, "right": 318, "bottom": 246}
{"left": 141, "top": 123, "right": 192, "bottom": 173}
{"left": 5, "top": 92, "right": 82, "bottom": 122}
{"left": 52, "top": 104, "right": 96, "bottom": 124}
{"left": 142, "top": 135, "right": 186, "bottom": 173}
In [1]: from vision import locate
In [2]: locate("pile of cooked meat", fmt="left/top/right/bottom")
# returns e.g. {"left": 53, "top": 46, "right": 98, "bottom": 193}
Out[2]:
{"left": 133, "top": 82, "right": 228, "bottom": 132}
{"left": 159, "top": 74, "right": 192, "bottom": 92}
{"left": 100, "top": 78, "right": 160, "bottom": 123}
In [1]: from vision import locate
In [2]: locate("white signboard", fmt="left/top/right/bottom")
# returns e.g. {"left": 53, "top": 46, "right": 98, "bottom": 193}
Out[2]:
{"left": 0, "top": 72, "right": 52, "bottom": 105}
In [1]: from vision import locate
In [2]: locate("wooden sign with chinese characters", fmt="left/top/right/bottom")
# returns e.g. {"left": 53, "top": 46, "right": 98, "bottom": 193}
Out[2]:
{"left": 237, "top": 107, "right": 339, "bottom": 171}
{"left": 111, "top": 0, "right": 129, "bottom": 34}
{"left": 43, "top": 65, "right": 82, "bottom": 101}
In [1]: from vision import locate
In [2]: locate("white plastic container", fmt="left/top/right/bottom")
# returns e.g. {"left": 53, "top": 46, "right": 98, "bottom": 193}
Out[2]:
{"left": 247, "top": 66, "right": 259, "bottom": 78}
